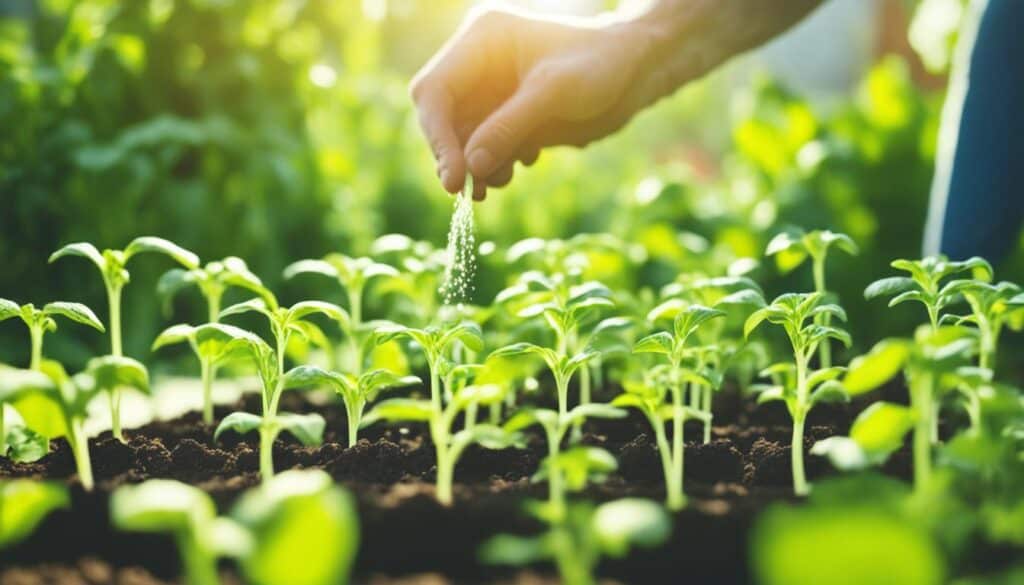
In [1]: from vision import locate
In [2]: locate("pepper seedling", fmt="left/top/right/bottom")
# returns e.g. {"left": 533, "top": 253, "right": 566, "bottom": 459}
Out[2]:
{"left": 0, "top": 357, "right": 149, "bottom": 490}
{"left": 111, "top": 470, "right": 358, "bottom": 585}
{"left": 49, "top": 237, "right": 199, "bottom": 441}
{"left": 278, "top": 365, "right": 419, "bottom": 447}
{"left": 208, "top": 317, "right": 332, "bottom": 479}
{"left": 0, "top": 479, "right": 69, "bottom": 550}
{"left": 481, "top": 498, "right": 671, "bottom": 585}
{"left": 157, "top": 257, "right": 267, "bottom": 423}
{"left": 0, "top": 299, "right": 105, "bottom": 370}
{"left": 284, "top": 254, "right": 399, "bottom": 370}
{"left": 502, "top": 403, "right": 626, "bottom": 515}
{"left": 362, "top": 383, "right": 520, "bottom": 505}
{"left": 765, "top": 230, "right": 858, "bottom": 367}
{"left": 745, "top": 292, "right": 852, "bottom": 495}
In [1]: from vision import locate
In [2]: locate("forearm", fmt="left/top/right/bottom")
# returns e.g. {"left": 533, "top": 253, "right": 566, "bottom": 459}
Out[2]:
{"left": 615, "top": 0, "right": 824, "bottom": 103}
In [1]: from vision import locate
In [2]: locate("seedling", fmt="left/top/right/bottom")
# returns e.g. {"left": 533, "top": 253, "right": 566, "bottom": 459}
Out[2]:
{"left": 284, "top": 254, "right": 399, "bottom": 370}
{"left": 831, "top": 330, "right": 976, "bottom": 487}
{"left": 502, "top": 403, "right": 625, "bottom": 515}
{"left": 0, "top": 357, "right": 149, "bottom": 490}
{"left": 111, "top": 470, "right": 358, "bottom": 585}
{"left": 765, "top": 229, "right": 858, "bottom": 367}
{"left": 0, "top": 299, "right": 105, "bottom": 370}
{"left": 941, "top": 280, "right": 1024, "bottom": 372}
{"left": 369, "top": 234, "right": 448, "bottom": 324}
{"left": 362, "top": 383, "right": 519, "bottom": 505}
{"left": 50, "top": 237, "right": 199, "bottom": 440}
{"left": 865, "top": 255, "right": 993, "bottom": 332}
{"left": 745, "top": 292, "right": 852, "bottom": 495}
{"left": 208, "top": 315, "right": 333, "bottom": 479}
{"left": 481, "top": 498, "right": 671, "bottom": 585}
{"left": 0, "top": 480, "right": 69, "bottom": 549}
{"left": 279, "top": 365, "right": 419, "bottom": 446}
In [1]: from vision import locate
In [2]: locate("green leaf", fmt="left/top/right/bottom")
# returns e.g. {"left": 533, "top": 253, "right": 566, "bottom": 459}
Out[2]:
{"left": 632, "top": 332, "right": 674, "bottom": 355}
{"left": 288, "top": 301, "right": 350, "bottom": 330}
{"left": 0, "top": 369, "right": 58, "bottom": 404}
{"left": 281, "top": 366, "right": 345, "bottom": 393}
{"left": 48, "top": 243, "right": 106, "bottom": 271}
{"left": 110, "top": 480, "right": 215, "bottom": 533}
{"left": 503, "top": 408, "right": 544, "bottom": 433}
{"left": 850, "top": 402, "right": 914, "bottom": 456}
{"left": 452, "top": 424, "right": 522, "bottom": 453}
{"left": 156, "top": 268, "right": 198, "bottom": 306}
{"left": 744, "top": 308, "right": 772, "bottom": 339}
{"left": 809, "top": 380, "right": 849, "bottom": 407}
{"left": 360, "top": 370, "right": 420, "bottom": 396}
{"left": 87, "top": 356, "right": 150, "bottom": 395}
{"left": 593, "top": 498, "right": 671, "bottom": 558}
{"left": 806, "top": 367, "right": 846, "bottom": 390}
{"left": 716, "top": 289, "right": 766, "bottom": 308}
{"left": 765, "top": 231, "right": 802, "bottom": 257}
{"left": 538, "top": 446, "right": 617, "bottom": 492}
{"left": 283, "top": 259, "right": 339, "bottom": 280}
{"left": 41, "top": 305, "right": 105, "bottom": 331}
{"left": 888, "top": 290, "right": 926, "bottom": 307}
{"left": 232, "top": 470, "right": 359, "bottom": 585}
{"left": 843, "top": 339, "right": 910, "bottom": 395}
{"left": 454, "top": 384, "right": 506, "bottom": 408}
{"left": 864, "top": 277, "right": 916, "bottom": 300}
{"left": 221, "top": 298, "right": 272, "bottom": 320}
{"left": 442, "top": 322, "right": 485, "bottom": 353}
{"left": 124, "top": 237, "right": 200, "bottom": 269}
{"left": 151, "top": 324, "right": 196, "bottom": 351}
{"left": 0, "top": 299, "right": 22, "bottom": 323}
{"left": 756, "top": 386, "right": 786, "bottom": 405}
{"left": 215, "top": 412, "right": 264, "bottom": 440}
{"left": 0, "top": 480, "right": 70, "bottom": 549}
{"left": 6, "top": 425, "right": 49, "bottom": 463}
{"left": 479, "top": 534, "right": 550, "bottom": 566}
{"left": 276, "top": 413, "right": 326, "bottom": 447}
{"left": 565, "top": 403, "right": 627, "bottom": 428}
{"left": 361, "top": 398, "right": 434, "bottom": 427}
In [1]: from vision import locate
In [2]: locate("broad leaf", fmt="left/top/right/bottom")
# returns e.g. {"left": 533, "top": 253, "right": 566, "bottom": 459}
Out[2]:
{"left": 110, "top": 480, "right": 215, "bottom": 533}
{"left": 0, "top": 480, "right": 70, "bottom": 548}
{"left": 221, "top": 298, "right": 272, "bottom": 320}
{"left": 151, "top": 324, "right": 196, "bottom": 351}
{"left": 87, "top": 356, "right": 150, "bottom": 395}
{"left": 124, "top": 237, "right": 199, "bottom": 269}
{"left": 632, "top": 332, "right": 674, "bottom": 355}
{"left": 0, "top": 299, "right": 22, "bottom": 322}
{"left": 281, "top": 365, "right": 345, "bottom": 392}
{"left": 283, "top": 259, "right": 339, "bottom": 280}
{"left": 479, "top": 534, "right": 550, "bottom": 566}
{"left": 6, "top": 425, "right": 49, "bottom": 463}
{"left": 276, "top": 413, "right": 326, "bottom": 447}
{"left": 43, "top": 302, "right": 105, "bottom": 332}
{"left": 593, "top": 498, "right": 671, "bottom": 558}
{"left": 215, "top": 412, "right": 264, "bottom": 440}
{"left": 843, "top": 339, "right": 910, "bottom": 395}
{"left": 48, "top": 243, "right": 105, "bottom": 271}
{"left": 565, "top": 403, "right": 627, "bottom": 428}
{"left": 361, "top": 398, "right": 434, "bottom": 427}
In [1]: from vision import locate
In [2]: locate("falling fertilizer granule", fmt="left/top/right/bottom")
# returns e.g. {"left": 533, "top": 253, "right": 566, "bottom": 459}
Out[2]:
{"left": 440, "top": 175, "right": 477, "bottom": 306}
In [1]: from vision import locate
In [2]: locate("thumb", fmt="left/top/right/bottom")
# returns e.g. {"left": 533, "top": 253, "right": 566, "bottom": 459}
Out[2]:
{"left": 464, "top": 78, "right": 557, "bottom": 178}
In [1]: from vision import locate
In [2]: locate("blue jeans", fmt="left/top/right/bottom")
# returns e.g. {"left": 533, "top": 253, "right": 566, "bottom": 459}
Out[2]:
{"left": 929, "top": 0, "right": 1024, "bottom": 262}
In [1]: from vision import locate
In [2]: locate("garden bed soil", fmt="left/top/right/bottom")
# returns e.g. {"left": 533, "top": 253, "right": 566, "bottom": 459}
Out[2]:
{"left": 0, "top": 385, "right": 915, "bottom": 585}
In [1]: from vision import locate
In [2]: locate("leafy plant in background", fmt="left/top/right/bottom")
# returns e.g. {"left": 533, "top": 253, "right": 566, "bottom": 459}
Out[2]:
{"left": 0, "top": 300, "right": 105, "bottom": 370}
{"left": 482, "top": 498, "right": 671, "bottom": 585}
{"left": 282, "top": 365, "right": 419, "bottom": 447}
{"left": 0, "top": 357, "right": 148, "bottom": 490}
{"left": 765, "top": 229, "right": 858, "bottom": 368}
{"left": 0, "top": 480, "right": 69, "bottom": 550}
{"left": 363, "top": 383, "right": 519, "bottom": 505}
{"left": 208, "top": 320, "right": 331, "bottom": 479}
{"left": 111, "top": 470, "right": 358, "bottom": 585}
{"left": 157, "top": 256, "right": 266, "bottom": 423}
{"left": 284, "top": 254, "right": 399, "bottom": 370}
{"left": 745, "top": 292, "right": 852, "bottom": 495}
{"left": 49, "top": 237, "right": 198, "bottom": 441}
{"left": 502, "top": 403, "right": 625, "bottom": 515}
{"left": 941, "top": 280, "right": 1024, "bottom": 372}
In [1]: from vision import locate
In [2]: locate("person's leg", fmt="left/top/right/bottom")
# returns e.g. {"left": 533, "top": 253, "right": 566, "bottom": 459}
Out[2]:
{"left": 923, "top": 0, "right": 1024, "bottom": 262}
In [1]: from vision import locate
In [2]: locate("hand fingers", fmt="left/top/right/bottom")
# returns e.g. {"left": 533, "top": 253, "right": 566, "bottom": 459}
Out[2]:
{"left": 487, "top": 163, "right": 515, "bottom": 188}
{"left": 464, "top": 70, "right": 560, "bottom": 178}
{"left": 519, "top": 147, "right": 540, "bottom": 167}
{"left": 413, "top": 87, "right": 465, "bottom": 193}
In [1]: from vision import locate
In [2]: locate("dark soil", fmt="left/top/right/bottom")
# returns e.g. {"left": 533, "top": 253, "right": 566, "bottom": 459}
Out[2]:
{"left": 0, "top": 385, "right": 912, "bottom": 585}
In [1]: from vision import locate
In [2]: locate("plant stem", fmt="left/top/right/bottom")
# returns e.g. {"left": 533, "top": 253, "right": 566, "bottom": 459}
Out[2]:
{"left": 701, "top": 385, "right": 712, "bottom": 444}
{"left": 200, "top": 359, "right": 214, "bottom": 425}
{"left": 180, "top": 536, "right": 219, "bottom": 585}
{"left": 791, "top": 413, "right": 808, "bottom": 496}
{"left": 435, "top": 450, "right": 454, "bottom": 505}
{"left": 911, "top": 374, "right": 934, "bottom": 489}
{"left": 812, "top": 256, "right": 832, "bottom": 368}
{"left": 489, "top": 401, "right": 501, "bottom": 425}
{"left": 0, "top": 405, "right": 6, "bottom": 457}
{"left": 349, "top": 288, "right": 363, "bottom": 371}
{"left": 553, "top": 527, "right": 594, "bottom": 585}
{"left": 259, "top": 426, "right": 275, "bottom": 479}
{"left": 109, "top": 390, "right": 123, "bottom": 443}
{"left": 570, "top": 365, "right": 592, "bottom": 442}
{"left": 546, "top": 426, "right": 564, "bottom": 516}
{"left": 670, "top": 377, "right": 685, "bottom": 507}
{"left": 346, "top": 398, "right": 364, "bottom": 447}
{"left": 107, "top": 281, "right": 125, "bottom": 442}
{"left": 556, "top": 375, "right": 569, "bottom": 419}
{"left": 29, "top": 325, "right": 43, "bottom": 371}
{"left": 653, "top": 417, "right": 682, "bottom": 510}
{"left": 69, "top": 418, "right": 94, "bottom": 491}
{"left": 464, "top": 402, "right": 478, "bottom": 432}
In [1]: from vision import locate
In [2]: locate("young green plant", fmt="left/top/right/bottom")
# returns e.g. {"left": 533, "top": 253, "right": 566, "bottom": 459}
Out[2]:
{"left": 50, "top": 237, "right": 199, "bottom": 441}
{"left": 481, "top": 498, "right": 670, "bottom": 585}
{"left": 210, "top": 304, "right": 339, "bottom": 478}
{"left": 765, "top": 229, "right": 858, "bottom": 368}
{"left": 942, "top": 280, "right": 1024, "bottom": 372}
{"left": 284, "top": 254, "right": 399, "bottom": 370}
{"left": 111, "top": 470, "right": 358, "bottom": 585}
{"left": 362, "top": 383, "right": 519, "bottom": 505}
{"left": 0, "top": 479, "right": 69, "bottom": 550}
{"left": 0, "top": 357, "right": 149, "bottom": 490}
{"left": 157, "top": 256, "right": 267, "bottom": 423}
{"left": 745, "top": 292, "right": 852, "bottom": 495}
{"left": 0, "top": 299, "right": 105, "bottom": 370}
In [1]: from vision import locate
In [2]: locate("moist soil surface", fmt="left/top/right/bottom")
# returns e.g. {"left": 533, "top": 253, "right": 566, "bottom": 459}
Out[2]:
{"left": 0, "top": 383, "right": 915, "bottom": 585}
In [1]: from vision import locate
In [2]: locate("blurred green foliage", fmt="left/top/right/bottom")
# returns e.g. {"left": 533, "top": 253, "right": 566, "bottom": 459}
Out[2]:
{"left": 3, "top": 0, "right": 1012, "bottom": 372}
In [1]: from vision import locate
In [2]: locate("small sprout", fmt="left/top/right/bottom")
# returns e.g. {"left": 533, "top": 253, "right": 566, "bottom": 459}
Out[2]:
{"left": 50, "top": 237, "right": 198, "bottom": 441}
{"left": 942, "top": 280, "right": 1024, "bottom": 372}
{"left": 865, "top": 255, "right": 993, "bottom": 332}
{"left": 745, "top": 292, "right": 852, "bottom": 495}
{"left": 284, "top": 253, "right": 399, "bottom": 369}
{"left": 158, "top": 256, "right": 266, "bottom": 323}
{"left": 0, "top": 299, "right": 105, "bottom": 370}
{"left": 481, "top": 498, "right": 671, "bottom": 585}
{"left": 502, "top": 403, "right": 625, "bottom": 515}
{"left": 0, "top": 480, "right": 69, "bottom": 549}
{"left": 363, "top": 382, "right": 519, "bottom": 505}
{"left": 765, "top": 229, "right": 858, "bottom": 367}
{"left": 282, "top": 365, "right": 419, "bottom": 446}
{"left": 112, "top": 470, "right": 358, "bottom": 585}
{"left": 0, "top": 358, "right": 147, "bottom": 491}
{"left": 812, "top": 401, "right": 916, "bottom": 470}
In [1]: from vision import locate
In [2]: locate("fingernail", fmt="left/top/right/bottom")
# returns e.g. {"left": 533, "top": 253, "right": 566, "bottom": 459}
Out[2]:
{"left": 468, "top": 149, "right": 496, "bottom": 177}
